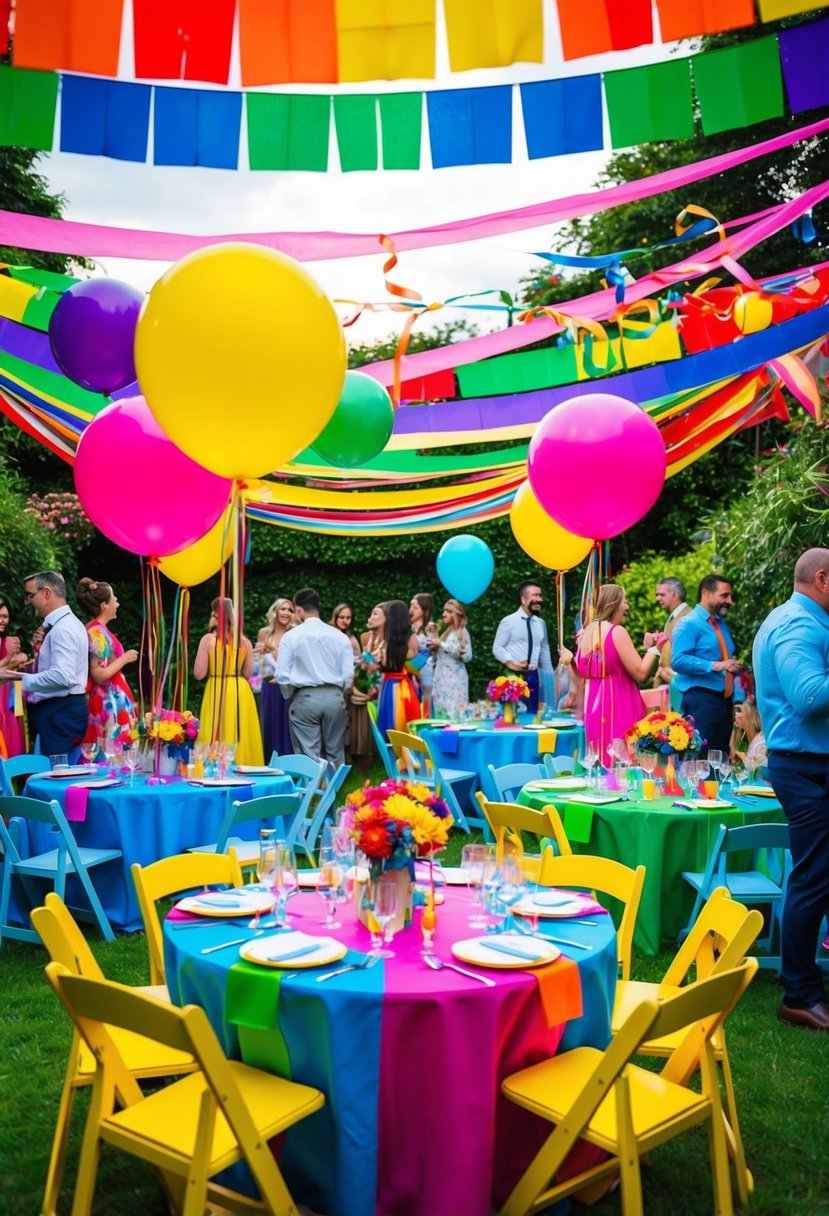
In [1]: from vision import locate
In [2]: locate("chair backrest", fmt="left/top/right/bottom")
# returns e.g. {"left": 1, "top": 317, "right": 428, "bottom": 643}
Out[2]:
{"left": 31, "top": 892, "right": 104, "bottom": 979}
{"left": 366, "top": 702, "right": 397, "bottom": 778}
{"left": 641, "top": 686, "right": 671, "bottom": 712}
{"left": 269, "top": 753, "right": 327, "bottom": 789}
{"left": 387, "top": 729, "right": 435, "bottom": 782}
{"left": 487, "top": 762, "right": 544, "bottom": 802}
{"left": 131, "top": 850, "right": 243, "bottom": 986}
{"left": 538, "top": 852, "right": 646, "bottom": 980}
{"left": 662, "top": 886, "right": 765, "bottom": 990}
{"left": 543, "top": 753, "right": 577, "bottom": 776}
{"left": 299, "top": 763, "right": 352, "bottom": 862}
{"left": 0, "top": 794, "right": 93, "bottom": 883}
{"left": 475, "top": 793, "right": 571, "bottom": 862}
{"left": 717, "top": 822, "right": 791, "bottom": 885}
{"left": 217, "top": 793, "right": 304, "bottom": 853}
{"left": 0, "top": 754, "right": 50, "bottom": 796}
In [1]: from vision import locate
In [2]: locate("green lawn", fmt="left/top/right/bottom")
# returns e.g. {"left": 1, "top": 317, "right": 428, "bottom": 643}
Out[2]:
{"left": 2, "top": 768, "right": 827, "bottom": 1215}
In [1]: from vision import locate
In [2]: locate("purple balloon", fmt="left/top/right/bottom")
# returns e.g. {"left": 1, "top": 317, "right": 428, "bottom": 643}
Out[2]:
{"left": 49, "top": 278, "right": 143, "bottom": 395}
{"left": 74, "top": 396, "right": 232, "bottom": 557}
{"left": 527, "top": 393, "right": 666, "bottom": 540}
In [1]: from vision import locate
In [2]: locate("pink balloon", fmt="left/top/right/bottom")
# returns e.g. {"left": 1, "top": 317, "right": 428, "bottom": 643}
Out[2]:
{"left": 74, "top": 397, "right": 232, "bottom": 556}
{"left": 527, "top": 393, "right": 666, "bottom": 540}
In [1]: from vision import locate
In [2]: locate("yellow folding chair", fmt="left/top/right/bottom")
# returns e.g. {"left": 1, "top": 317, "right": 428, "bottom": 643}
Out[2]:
{"left": 498, "top": 959, "right": 758, "bottom": 1216}
{"left": 386, "top": 728, "right": 487, "bottom": 835}
{"left": 536, "top": 853, "right": 646, "bottom": 981}
{"left": 612, "top": 886, "right": 765, "bottom": 1205}
{"left": 474, "top": 792, "right": 571, "bottom": 879}
{"left": 131, "top": 849, "right": 243, "bottom": 987}
{"left": 31, "top": 894, "right": 196, "bottom": 1216}
{"left": 44, "top": 963, "right": 324, "bottom": 1216}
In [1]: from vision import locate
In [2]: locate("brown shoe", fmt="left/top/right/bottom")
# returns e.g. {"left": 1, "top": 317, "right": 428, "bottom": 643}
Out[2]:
{"left": 778, "top": 1000, "right": 829, "bottom": 1032}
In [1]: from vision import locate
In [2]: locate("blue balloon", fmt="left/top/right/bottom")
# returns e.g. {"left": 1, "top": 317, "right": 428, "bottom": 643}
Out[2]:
{"left": 436, "top": 535, "right": 495, "bottom": 603}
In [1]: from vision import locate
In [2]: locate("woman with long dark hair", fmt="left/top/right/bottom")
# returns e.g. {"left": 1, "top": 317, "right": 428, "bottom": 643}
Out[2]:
{"left": 375, "top": 599, "right": 421, "bottom": 735}
{"left": 0, "top": 592, "right": 27, "bottom": 755}
{"left": 76, "top": 578, "right": 137, "bottom": 748}
{"left": 194, "top": 597, "right": 264, "bottom": 765}
{"left": 409, "top": 592, "right": 435, "bottom": 716}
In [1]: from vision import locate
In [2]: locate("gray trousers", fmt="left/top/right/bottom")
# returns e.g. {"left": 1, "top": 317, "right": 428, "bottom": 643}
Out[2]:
{"left": 288, "top": 684, "right": 347, "bottom": 768}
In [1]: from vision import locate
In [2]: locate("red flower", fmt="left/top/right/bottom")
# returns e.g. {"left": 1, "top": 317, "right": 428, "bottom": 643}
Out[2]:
{"left": 359, "top": 822, "right": 394, "bottom": 860}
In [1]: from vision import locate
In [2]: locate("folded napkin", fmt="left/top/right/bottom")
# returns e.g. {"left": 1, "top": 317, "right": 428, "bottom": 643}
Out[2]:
{"left": 264, "top": 941, "right": 324, "bottom": 963}
{"left": 193, "top": 895, "right": 245, "bottom": 908}
{"left": 434, "top": 730, "right": 459, "bottom": 755}
{"left": 534, "top": 953, "right": 583, "bottom": 1027}
{"left": 535, "top": 728, "right": 558, "bottom": 754}
{"left": 481, "top": 938, "right": 543, "bottom": 962}
{"left": 532, "top": 889, "right": 607, "bottom": 915}
{"left": 64, "top": 786, "right": 89, "bottom": 823}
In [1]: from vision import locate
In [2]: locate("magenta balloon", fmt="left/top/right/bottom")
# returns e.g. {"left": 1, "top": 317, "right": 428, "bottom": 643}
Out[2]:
{"left": 527, "top": 393, "right": 666, "bottom": 540}
{"left": 74, "top": 397, "right": 232, "bottom": 556}
{"left": 49, "top": 278, "right": 143, "bottom": 394}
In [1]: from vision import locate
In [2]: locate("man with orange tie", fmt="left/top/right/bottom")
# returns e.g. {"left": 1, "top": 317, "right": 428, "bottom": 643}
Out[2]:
{"left": 671, "top": 575, "right": 744, "bottom": 756}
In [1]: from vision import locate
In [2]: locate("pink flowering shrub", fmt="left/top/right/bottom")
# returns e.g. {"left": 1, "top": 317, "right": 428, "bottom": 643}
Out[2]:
{"left": 24, "top": 492, "right": 96, "bottom": 544}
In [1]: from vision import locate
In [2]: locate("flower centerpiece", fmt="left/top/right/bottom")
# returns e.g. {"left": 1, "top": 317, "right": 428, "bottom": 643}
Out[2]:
{"left": 625, "top": 710, "right": 701, "bottom": 795}
{"left": 139, "top": 709, "right": 201, "bottom": 774}
{"left": 487, "top": 674, "right": 531, "bottom": 725}
{"left": 342, "top": 779, "right": 453, "bottom": 931}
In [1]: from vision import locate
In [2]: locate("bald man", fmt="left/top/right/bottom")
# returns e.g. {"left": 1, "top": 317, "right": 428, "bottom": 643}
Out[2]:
{"left": 754, "top": 548, "right": 829, "bottom": 1032}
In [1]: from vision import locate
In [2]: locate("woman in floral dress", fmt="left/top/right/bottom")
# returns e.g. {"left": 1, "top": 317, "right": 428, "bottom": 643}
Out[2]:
{"left": 430, "top": 599, "right": 472, "bottom": 719}
{"left": 76, "top": 578, "right": 138, "bottom": 747}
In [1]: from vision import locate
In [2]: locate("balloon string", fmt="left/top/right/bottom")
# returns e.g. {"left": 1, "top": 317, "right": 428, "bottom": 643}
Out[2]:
{"left": 179, "top": 588, "right": 190, "bottom": 712}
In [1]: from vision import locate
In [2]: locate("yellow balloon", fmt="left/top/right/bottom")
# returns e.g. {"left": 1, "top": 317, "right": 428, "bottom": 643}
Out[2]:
{"left": 135, "top": 243, "right": 346, "bottom": 479}
{"left": 158, "top": 505, "right": 234, "bottom": 587}
{"left": 733, "top": 292, "right": 773, "bottom": 335}
{"left": 510, "top": 480, "right": 593, "bottom": 571}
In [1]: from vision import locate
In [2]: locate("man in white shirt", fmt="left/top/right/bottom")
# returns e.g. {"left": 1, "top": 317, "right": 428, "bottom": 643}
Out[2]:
{"left": 655, "top": 576, "right": 691, "bottom": 710}
{"left": 274, "top": 587, "right": 354, "bottom": 768}
{"left": 0, "top": 571, "right": 89, "bottom": 759}
{"left": 492, "top": 582, "right": 554, "bottom": 714}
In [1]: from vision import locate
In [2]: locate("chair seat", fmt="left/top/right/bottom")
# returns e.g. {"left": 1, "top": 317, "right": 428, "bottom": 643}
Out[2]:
{"left": 682, "top": 869, "right": 782, "bottom": 899}
{"left": 75, "top": 1025, "right": 193, "bottom": 1082}
{"left": 188, "top": 838, "right": 258, "bottom": 866}
{"left": 502, "top": 1046, "right": 709, "bottom": 1150}
{"left": 13, "top": 846, "right": 122, "bottom": 875}
{"left": 104, "top": 1061, "right": 323, "bottom": 1169}
{"left": 441, "top": 766, "right": 477, "bottom": 783}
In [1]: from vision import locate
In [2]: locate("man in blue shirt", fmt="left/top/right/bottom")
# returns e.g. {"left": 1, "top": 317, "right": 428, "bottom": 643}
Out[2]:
{"left": 671, "top": 574, "right": 743, "bottom": 756}
{"left": 754, "top": 547, "right": 829, "bottom": 1033}
{"left": 492, "top": 582, "right": 554, "bottom": 713}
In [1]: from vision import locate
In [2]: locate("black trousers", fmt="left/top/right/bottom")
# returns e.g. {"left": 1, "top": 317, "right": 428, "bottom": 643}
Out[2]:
{"left": 680, "top": 687, "right": 732, "bottom": 756}
{"left": 28, "top": 695, "right": 87, "bottom": 760}
{"left": 768, "top": 752, "right": 829, "bottom": 1007}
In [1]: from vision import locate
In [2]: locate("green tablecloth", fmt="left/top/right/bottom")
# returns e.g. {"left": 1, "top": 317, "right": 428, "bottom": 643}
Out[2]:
{"left": 517, "top": 788, "right": 785, "bottom": 955}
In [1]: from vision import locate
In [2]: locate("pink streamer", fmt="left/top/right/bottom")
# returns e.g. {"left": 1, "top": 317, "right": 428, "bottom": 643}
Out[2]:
{"left": 363, "top": 178, "right": 829, "bottom": 386}
{"left": 0, "top": 117, "right": 825, "bottom": 262}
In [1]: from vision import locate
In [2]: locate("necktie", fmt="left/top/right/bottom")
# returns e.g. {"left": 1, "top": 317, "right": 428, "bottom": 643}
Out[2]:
{"left": 708, "top": 616, "right": 733, "bottom": 698}
{"left": 36, "top": 622, "right": 52, "bottom": 671}
{"left": 525, "top": 615, "right": 534, "bottom": 666}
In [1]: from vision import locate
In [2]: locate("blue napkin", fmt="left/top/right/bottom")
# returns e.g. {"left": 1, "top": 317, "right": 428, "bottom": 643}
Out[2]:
{"left": 265, "top": 942, "right": 325, "bottom": 963}
{"left": 194, "top": 895, "right": 245, "bottom": 908}
{"left": 434, "top": 729, "right": 459, "bottom": 755}
{"left": 481, "top": 939, "right": 542, "bottom": 962}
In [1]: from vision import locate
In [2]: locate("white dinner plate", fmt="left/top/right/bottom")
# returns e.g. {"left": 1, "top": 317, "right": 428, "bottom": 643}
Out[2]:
{"left": 72, "top": 777, "right": 123, "bottom": 789}
{"left": 451, "top": 933, "right": 560, "bottom": 969}
{"left": 523, "top": 777, "right": 587, "bottom": 792}
{"left": 512, "top": 892, "right": 602, "bottom": 919}
{"left": 240, "top": 931, "right": 346, "bottom": 969}
{"left": 737, "top": 786, "right": 777, "bottom": 798}
{"left": 432, "top": 866, "right": 468, "bottom": 885}
{"left": 177, "top": 889, "right": 273, "bottom": 917}
{"left": 565, "top": 793, "right": 624, "bottom": 805}
{"left": 188, "top": 777, "right": 257, "bottom": 787}
{"left": 41, "top": 765, "right": 99, "bottom": 779}
{"left": 234, "top": 765, "right": 284, "bottom": 775}
{"left": 690, "top": 798, "right": 735, "bottom": 810}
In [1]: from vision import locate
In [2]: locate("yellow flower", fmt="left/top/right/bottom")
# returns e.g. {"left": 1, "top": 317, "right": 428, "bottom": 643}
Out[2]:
{"left": 347, "top": 789, "right": 366, "bottom": 809}
{"left": 668, "top": 726, "right": 688, "bottom": 750}
{"left": 383, "top": 792, "right": 420, "bottom": 823}
{"left": 408, "top": 782, "right": 433, "bottom": 803}
{"left": 408, "top": 805, "right": 452, "bottom": 848}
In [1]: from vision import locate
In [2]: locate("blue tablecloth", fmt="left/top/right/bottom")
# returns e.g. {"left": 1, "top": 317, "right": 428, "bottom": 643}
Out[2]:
{"left": 163, "top": 888, "right": 616, "bottom": 1216}
{"left": 21, "top": 772, "right": 292, "bottom": 931}
{"left": 419, "top": 718, "right": 585, "bottom": 800}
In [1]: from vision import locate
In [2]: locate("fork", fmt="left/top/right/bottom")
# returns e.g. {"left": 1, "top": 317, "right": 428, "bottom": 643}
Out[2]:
{"left": 316, "top": 954, "right": 379, "bottom": 982}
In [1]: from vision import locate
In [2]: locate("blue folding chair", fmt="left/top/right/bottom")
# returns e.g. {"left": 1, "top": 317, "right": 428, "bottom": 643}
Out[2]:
{"left": 486, "top": 762, "right": 545, "bottom": 803}
{"left": 366, "top": 703, "right": 397, "bottom": 778}
{"left": 680, "top": 821, "right": 791, "bottom": 968}
{"left": 293, "top": 763, "right": 352, "bottom": 865}
{"left": 543, "top": 753, "right": 577, "bottom": 777}
{"left": 188, "top": 792, "right": 304, "bottom": 871}
{"left": 386, "top": 729, "right": 485, "bottom": 836}
{"left": 0, "top": 795, "right": 121, "bottom": 945}
{"left": 0, "top": 753, "right": 50, "bottom": 796}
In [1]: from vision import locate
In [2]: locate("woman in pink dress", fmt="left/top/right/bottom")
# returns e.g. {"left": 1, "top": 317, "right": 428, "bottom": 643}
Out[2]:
{"left": 563, "top": 584, "right": 661, "bottom": 759}
{"left": 0, "top": 593, "right": 27, "bottom": 756}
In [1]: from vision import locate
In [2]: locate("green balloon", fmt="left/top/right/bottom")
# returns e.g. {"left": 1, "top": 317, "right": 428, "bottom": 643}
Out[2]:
{"left": 310, "top": 370, "right": 394, "bottom": 468}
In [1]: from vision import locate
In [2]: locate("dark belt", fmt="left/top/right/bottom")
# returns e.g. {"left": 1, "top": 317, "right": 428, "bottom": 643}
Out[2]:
{"left": 770, "top": 750, "right": 829, "bottom": 761}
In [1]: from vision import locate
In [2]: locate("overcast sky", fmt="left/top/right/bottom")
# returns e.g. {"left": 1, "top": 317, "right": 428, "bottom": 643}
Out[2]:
{"left": 38, "top": 1, "right": 679, "bottom": 344}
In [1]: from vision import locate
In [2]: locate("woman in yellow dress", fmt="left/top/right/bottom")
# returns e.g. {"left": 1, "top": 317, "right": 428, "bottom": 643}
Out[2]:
{"left": 194, "top": 597, "right": 264, "bottom": 766}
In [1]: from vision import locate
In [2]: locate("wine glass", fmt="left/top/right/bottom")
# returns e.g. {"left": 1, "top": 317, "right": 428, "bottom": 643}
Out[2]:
{"left": 101, "top": 737, "right": 117, "bottom": 774}
{"left": 583, "top": 741, "right": 600, "bottom": 789}
{"left": 318, "top": 847, "right": 345, "bottom": 929}
{"left": 719, "top": 758, "right": 733, "bottom": 790}
{"left": 372, "top": 878, "right": 398, "bottom": 957}
{"left": 80, "top": 740, "right": 98, "bottom": 766}
{"left": 123, "top": 746, "right": 142, "bottom": 787}
{"left": 461, "top": 843, "right": 488, "bottom": 928}
{"left": 224, "top": 742, "right": 237, "bottom": 773}
{"left": 733, "top": 762, "right": 749, "bottom": 795}
{"left": 679, "top": 759, "right": 696, "bottom": 798}
{"left": 708, "top": 749, "right": 723, "bottom": 780}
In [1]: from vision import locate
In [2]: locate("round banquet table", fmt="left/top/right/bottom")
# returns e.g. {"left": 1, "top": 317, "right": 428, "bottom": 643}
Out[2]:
{"left": 163, "top": 886, "right": 617, "bottom": 1216}
{"left": 21, "top": 770, "right": 292, "bottom": 932}
{"left": 518, "top": 785, "right": 785, "bottom": 954}
{"left": 415, "top": 717, "right": 585, "bottom": 800}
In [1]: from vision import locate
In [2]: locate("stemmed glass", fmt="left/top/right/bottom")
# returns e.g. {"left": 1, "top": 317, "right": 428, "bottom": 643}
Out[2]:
{"left": 102, "top": 736, "right": 117, "bottom": 771}
{"left": 679, "top": 759, "right": 696, "bottom": 798}
{"left": 461, "top": 843, "right": 489, "bottom": 928}
{"left": 80, "top": 740, "right": 98, "bottom": 767}
{"left": 583, "top": 741, "right": 600, "bottom": 789}
{"left": 271, "top": 846, "right": 299, "bottom": 927}
{"left": 123, "top": 746, "right": 142, "bottom": 787}
{"left": 708, "top": 750, "right": 723, "bottom": 781}
{"left": 719, "top": 758, "right": 733, "bottom": 790}
{"left": 318, "top": 846, "right": 346, "bottom": 929}
{"left": 733, "top": 762, "right": 749, "bottom": 795}
{"left": 372, "top": 878, "right": 398, "bottom": 958}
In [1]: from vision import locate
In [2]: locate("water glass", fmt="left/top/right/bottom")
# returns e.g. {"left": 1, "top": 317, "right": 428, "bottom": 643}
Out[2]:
{"left": 124, "top": 747, "right": 142, "bottom": 786}
{"left": 583, "top": 741, "right": 600, "bottom": 788}
{"left": 461, "top": 843, "right": 489, "bottom": 928}
{"left": 318, "top": 847, "right": 346, "bottom": 929}
{"left": 49, "top": 753, "right": 69, "bottom": 770}
{"left": 372, "top": 878, "right": 398, "bottom": 957}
